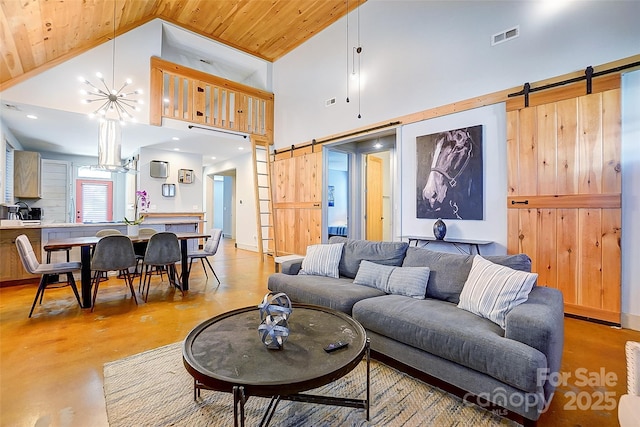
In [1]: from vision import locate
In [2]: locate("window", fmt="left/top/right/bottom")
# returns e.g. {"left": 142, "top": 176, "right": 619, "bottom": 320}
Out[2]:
{"left": 75, "top": 179, "right": 113, "bottom": 223}
{"left": 4, "top": 142, "right": 14, "bottom": 204}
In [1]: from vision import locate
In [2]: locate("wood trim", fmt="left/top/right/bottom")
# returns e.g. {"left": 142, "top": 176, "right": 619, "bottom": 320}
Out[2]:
{"left": 143, "top": 212, "right": 204, "bottom": 219}
{"left": 149, "top": 62, "right": 164, "bottom": 126}
{"left": 151, "top": 57, "right": 274, "bottom": 100}
{"left": 506, "top": 74, "right": 621, "bottom": 111}
{"left": 0, "top": 278, "right": 39, "bottom": 288}
{"left": 507, "top": 194, "right": 621, "bottom": 209}
{"left": 564, "top": 303, "right": 621, "bottom": 325}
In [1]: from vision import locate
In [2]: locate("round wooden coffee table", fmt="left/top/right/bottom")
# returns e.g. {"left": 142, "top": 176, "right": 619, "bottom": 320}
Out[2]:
{"left": 183, "top": 303, "right": 370, "bottom": 426}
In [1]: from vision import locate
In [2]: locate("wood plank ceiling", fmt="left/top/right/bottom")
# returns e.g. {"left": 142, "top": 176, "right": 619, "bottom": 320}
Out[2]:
{"left": 0, "top": 0, "right": 362, "bottom": 90}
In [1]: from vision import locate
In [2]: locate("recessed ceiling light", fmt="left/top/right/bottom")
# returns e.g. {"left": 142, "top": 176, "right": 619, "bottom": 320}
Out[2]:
{"left": 238, "top": 147, "right": 244, "bottom": 150}
{"left": 211, "top": 156, "right": 217, "bottom": 160}
{"left": 26, "top": 114, "right": 38, "bottom": 119}
{"left": 172, "top": 137, "right": 180, "bottom": 141}
{"left": 174, "top": 148, "right": 180, "bottom": 151}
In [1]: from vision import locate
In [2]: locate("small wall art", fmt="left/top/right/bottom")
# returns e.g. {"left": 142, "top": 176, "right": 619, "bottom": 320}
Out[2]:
{"left": 178, "top": 169, "right": 194, "bottom": 184}
{"left": 162, "top": 183, "right": 175, "bottom": 197}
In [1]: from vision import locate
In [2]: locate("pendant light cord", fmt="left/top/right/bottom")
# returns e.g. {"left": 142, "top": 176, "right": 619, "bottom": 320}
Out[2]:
{"left": 357, "top": 0, "right": 362, "bottom": 118}
{"left": 346, "top": 0, "right": 350, "bottom": 103}
{"left": 112, "top": 0, "right": 116, "bottom": 90}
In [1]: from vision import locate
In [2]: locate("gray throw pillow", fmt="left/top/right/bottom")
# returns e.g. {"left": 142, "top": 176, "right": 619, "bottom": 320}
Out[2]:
{"left": 298, "top": 243, "right": 344, "bottom": 278}
{"left": 402, "top": 246, "right": 532, "bottom": 303}
{"left": 353, "top": 260, "right": 430, "bottom": 299}
{"left": 329, "top": 236, "right": 409, "bottom": 279}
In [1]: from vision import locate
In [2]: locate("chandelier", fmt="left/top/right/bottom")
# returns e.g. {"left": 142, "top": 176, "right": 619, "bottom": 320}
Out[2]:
{"left": 78, "top": 1, "right": 142, "bottom": 124}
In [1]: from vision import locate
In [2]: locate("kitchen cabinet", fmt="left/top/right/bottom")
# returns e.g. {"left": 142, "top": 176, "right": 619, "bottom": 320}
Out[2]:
{"left": 14, "top": 151, "right": 41, "bottom": 198}
{"left": 0, "top": 228, "right": 41, "bottom": 282}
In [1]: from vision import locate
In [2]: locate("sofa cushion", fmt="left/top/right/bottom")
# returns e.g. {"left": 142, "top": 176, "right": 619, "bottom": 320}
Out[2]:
{"left": 352, "top": 295, "right": 547, "bottom": 393}
{"left": 458, "top": 256, "right": 538, "bottom": 328}
{"left": 353, "top": 260, "right": 430, "bottom": 299}
{"left": 401, "top": 247, "right": 532, "bottom": 304}
{"left": 298, "top": 242, "right": 344, "bottom": 278}
{"left": 267, "top": 273, "right": 385, "bottom": 315}
{"left": 329, "top": 236, "right": 409, "bottom": 279}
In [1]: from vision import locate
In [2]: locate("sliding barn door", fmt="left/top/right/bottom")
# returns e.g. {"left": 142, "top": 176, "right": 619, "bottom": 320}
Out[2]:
{"left": 506, "top": 85, "right": 621, "bottom": 324}
{"left": 272, "top": 147, "right": 322, "bottom": 256}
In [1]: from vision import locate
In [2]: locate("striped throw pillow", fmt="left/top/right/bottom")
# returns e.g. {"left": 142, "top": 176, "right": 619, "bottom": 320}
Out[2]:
{"left": 298, "top": 243, "right": 344, "bottom": 278}
{"left": 458, "top": 255, "right": 537, "bottom": 329}
{"left": 354, "top": 260, "right": 430, "bottom": 299}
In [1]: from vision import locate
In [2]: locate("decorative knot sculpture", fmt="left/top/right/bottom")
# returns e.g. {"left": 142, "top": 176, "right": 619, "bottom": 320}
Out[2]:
{"left": 258, "top": 292, "right": 293, "bottom": 350}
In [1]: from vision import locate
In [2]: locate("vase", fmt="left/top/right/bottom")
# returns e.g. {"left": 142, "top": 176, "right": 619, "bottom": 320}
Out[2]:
{"left": 127, "top": 224, "right": 139, "bottom": 236}
{"left": 433, "top": 219, "right": 447, "bottom": 240}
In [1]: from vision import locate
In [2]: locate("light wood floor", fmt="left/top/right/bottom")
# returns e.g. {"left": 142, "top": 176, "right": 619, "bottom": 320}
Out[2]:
{"left": 1, "top": 239, "right": 639, "bottom": 426}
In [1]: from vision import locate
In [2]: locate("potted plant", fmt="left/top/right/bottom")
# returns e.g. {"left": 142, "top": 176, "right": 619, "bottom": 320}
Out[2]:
{"left": 124, "top": 190, "right": 150, "bottom": 235}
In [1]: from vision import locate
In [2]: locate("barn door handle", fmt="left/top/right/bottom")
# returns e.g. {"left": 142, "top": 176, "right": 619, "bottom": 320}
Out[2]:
{"left": 511, "top": 200, "right": 529, "bottom": 205}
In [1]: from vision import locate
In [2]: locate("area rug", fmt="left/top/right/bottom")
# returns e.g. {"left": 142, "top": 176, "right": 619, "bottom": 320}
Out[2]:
{"left": 104, "top": 342, "right": 519, "bottom": 426}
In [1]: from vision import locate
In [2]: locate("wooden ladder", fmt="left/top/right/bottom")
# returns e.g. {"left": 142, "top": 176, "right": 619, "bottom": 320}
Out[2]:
{"left": 252, "top": 137, "right": 277, "bottom": 261}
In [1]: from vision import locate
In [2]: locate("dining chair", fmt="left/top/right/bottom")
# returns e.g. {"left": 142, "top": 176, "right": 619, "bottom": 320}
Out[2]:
{"left": 94, "top": 229, "right": 123, "bottom": 281}
{"left": 90, "top": 234, "right": 138, "bottom": 312}
{"left": 95, "top": 228, "right": 123, "bottom": 237}
{"left": 187, "top": 228, "right": 222, "bottom": 284}
{"left": 140, "top": 232, "right": 182, "bottom": 302}
{"left": 133, "top": 228, "right": 158, "bottom": 277}
{"left": 15, "top": 234, "right": 82, "bottom": 318}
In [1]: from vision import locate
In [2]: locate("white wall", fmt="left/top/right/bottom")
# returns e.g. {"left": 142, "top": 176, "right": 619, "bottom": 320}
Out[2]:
{"left": 400, "top": 104, "right": 506, "bottom": 255}
{"left": 203, "top": 152, "right": 257, "bottom": 251}
{"left": 621, "top": 69, "right": 640, "bottom": 329}
{"left": 138, "top": 147, "right": 203, "bottom": 214}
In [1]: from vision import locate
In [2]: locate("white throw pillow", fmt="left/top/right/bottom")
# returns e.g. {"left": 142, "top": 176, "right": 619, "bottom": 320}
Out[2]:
{"left": 458, "top": 255, "right": 537, "bottom": 329}
{"left": 354, "top": 260, "right": 430, "bottom": 299}
{"left": 298, "top": 243, "right": 344, "bottom": 278}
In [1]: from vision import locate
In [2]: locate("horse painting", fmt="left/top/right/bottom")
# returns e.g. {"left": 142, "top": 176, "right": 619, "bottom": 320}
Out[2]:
{"left": 416, "top": 125, "right": 483, "bottom": 220}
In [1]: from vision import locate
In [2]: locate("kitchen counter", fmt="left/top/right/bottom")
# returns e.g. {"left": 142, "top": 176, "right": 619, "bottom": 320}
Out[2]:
{"left": 1, "top": 214, "right": 206, "bottom": 284}
{"left": 0, "top": 220, "right": 203, "bottom": 230}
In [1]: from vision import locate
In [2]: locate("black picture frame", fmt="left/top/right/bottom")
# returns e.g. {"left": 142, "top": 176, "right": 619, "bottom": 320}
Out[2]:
{"left": 416, "top": 125, "right": 484, "bottom": 220}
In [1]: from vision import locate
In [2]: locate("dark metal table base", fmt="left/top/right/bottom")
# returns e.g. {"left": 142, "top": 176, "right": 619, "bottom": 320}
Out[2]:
{"left": 193, "top": 340, "right": 371, "bottom": 427}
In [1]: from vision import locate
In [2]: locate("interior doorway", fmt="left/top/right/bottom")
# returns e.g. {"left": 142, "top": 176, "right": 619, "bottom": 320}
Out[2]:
{"left": 324, "top": 131, "right": 396, "bottom": 242}
{"left": 207, "top": 171, "right": 236, "bottom": 239}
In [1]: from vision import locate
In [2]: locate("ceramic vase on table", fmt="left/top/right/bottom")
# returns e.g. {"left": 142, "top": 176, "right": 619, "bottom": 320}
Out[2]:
{"left": 127, "top": 224, "right": 139, "bottom": 236}
{"left": 433, "top": 219, "right": 447, "bottom": 240}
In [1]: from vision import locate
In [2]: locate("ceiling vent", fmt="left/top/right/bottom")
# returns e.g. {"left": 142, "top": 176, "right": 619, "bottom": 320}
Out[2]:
{"left": 491, "top": 26, "right": 519, "bottom": 46}
{"left": 325, "top": 97, "right": 337, "bottom": 107}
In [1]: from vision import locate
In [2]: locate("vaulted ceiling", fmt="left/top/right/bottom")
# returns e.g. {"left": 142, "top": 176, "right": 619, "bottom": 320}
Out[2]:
{"left": 1, "top": 0, "right": 362, "bottom": 90}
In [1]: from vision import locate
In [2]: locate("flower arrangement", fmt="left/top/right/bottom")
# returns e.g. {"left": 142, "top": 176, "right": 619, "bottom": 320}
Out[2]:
{"left": 125, "top": 190, "right": 150, "bottom": 225}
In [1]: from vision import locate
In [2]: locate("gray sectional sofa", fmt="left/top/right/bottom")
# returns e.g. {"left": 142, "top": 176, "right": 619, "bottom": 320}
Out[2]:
{"left": 268, "top": 236, "right": 564, "bottom": 423}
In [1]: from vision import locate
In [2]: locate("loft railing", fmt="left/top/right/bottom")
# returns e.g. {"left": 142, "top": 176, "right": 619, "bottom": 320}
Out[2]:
{"left": 150, "top": 56, "right": 274, "bottom": 141}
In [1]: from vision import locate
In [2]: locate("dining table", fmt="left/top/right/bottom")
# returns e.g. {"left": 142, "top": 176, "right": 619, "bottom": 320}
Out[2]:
{"left": 43, "top": 231, "right": 211, "bottom": 308}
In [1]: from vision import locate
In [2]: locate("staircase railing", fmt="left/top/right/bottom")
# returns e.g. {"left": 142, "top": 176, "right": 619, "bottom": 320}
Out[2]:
{"left": 149, "top": 56, "right": 273, "bottom": 141}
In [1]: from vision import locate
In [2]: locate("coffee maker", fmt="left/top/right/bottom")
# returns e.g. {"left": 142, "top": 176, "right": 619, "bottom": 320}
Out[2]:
{"left": 6, "top": 205, "right": 21, "bottom": 220}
